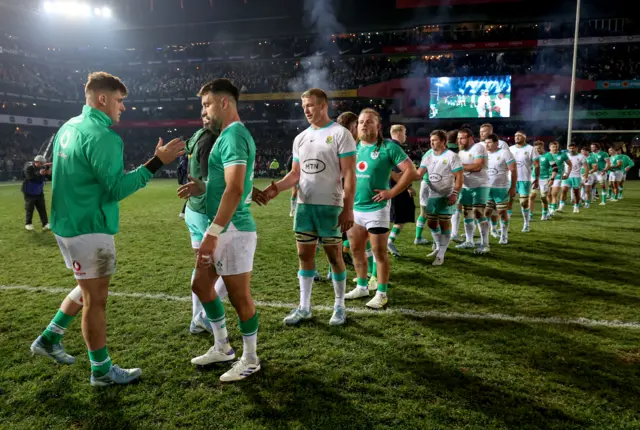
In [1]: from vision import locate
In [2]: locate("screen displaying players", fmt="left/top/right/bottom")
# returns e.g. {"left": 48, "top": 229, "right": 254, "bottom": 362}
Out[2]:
{"left": 429, "top": 75, "right": 512, "bottom": 119}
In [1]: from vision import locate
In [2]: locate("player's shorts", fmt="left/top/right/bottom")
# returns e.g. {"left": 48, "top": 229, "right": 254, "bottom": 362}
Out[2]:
{"left": 458, "top": 187, "right": 490, "bottom": 207}
{"left": 538, "top": 179, "right": 551, "bottom": 195}
{"left": 596, "top": 172, "right": 607, "bottom": 184}
{"left": 516, "top": 181, "right": 532, "bottom": 197}
{"left": 488, "top": 188, "right": 510, "bottom": 204}
{"left": 55, "top": 233, "right": 116, "bottom": 280}
{"left": 623, "top": 173, "right": 627, "bottom": 181}
{"left": 419, "top": 181, "right": 430, "bottom": 207}
{"left": 585, "top": 174, "right": 596, "bottom": 187}
{"left": 294, "top": 203, "right": 342, "bottom": 240}
{"left": 354, "top": 203, "right": 391, "bottom": 232}
{"left": 609, "top": 171, "right": 623, "bottom": 182}
{"left": 211, "top": 228, "right": 257, "bottom": 276}
{"left": 552, "top": 178, "right": 563, "bottom": 188}
{"left": 391, "top": 189, "right": 416, "bottom": 224}
{"left": 184, "top": 206, "right": 210, "bottom": 249}
{"left": 562, "top": 177, "right": 582, "bottom": 189}
{"left": 426, "top": 196, "right": 456, "bottom": 215}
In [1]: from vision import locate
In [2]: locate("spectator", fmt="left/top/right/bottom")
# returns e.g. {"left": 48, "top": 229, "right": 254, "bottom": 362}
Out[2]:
{"left": 22, "top": 155, "right": 51, "bottom": 231}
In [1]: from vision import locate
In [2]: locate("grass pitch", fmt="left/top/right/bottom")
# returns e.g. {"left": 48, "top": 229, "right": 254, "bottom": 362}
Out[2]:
{"left": 1, "top": 179, "right": 639, "bottom": 429}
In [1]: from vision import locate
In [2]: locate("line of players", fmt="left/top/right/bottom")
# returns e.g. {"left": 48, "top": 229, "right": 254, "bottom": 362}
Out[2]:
{"left": 30, "top": 76, "right": 634, "bottom": 386}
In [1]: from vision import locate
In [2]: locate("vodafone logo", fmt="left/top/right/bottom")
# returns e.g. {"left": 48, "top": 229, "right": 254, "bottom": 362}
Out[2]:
{"left": 357, "top": 161, "right": 368, "bottom": 172}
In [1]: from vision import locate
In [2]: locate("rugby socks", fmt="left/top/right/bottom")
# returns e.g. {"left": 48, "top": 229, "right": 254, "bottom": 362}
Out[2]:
{"left": 430, "top": 226, "right": 441, "bottom": 251}
{"left": 464, "top": 218, "right": 475, "bottom": 243}
{"left": 42, "top": 310, "right": 75, "bottom": 345}
{"left": 238, "top": 313, "right": 259, "bottom": 363}
{"left": 437, "top": 229, "right": 452, "bottom": 258}
{"left": 332, "top": 270, "right": 347, "bottom": 308}
{"left": 416, "top": 216, "right": 426, "bottom": 240}
{"left": 478, "top": 217, "right": 490, "bottom": 246}
{"left": 521, "top": 209, "right": 530, "bottom": 228}
{"left": 356, "top": 277, "right": 368, "bottom": 291}
{"left": 388, "top": 226, "right": 401, "bottom": 244}
{"left": 452, "top": 209, "right": 462, "bottom": 237}
{"left": 202, "top": 296, "right": 228, "bottom": 347}
{"left": 88, "top": 346, "right": 112, "bottom": 377}
{"left": 377, "top": 283, "right": 389, "bottom": 297}
{"left": 365, "top": 242, "right": 374, "bottom": 277}
{"left": 298, "top": 269, "right": 315, "bottom": 312}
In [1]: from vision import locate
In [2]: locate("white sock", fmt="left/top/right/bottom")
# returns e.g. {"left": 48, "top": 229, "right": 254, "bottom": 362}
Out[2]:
{"left": 437, "top": 233, "right": 452, "bottom": 258}
{"left": 479, "top": 219, "right": 490, "bottom": 246}
{"left": 211, "top": 317, "right": 229, "bottom": 348}
{"left": 464, "top": 220, "right": 475, "bottom": 243}
{"left": 522, "top": 209, "right": 530, "bottom": 227}
{"left": 331, "top": 271, "right": 347, "bottom": 307}
{"left": 452, "top": 210, "right": 461, "bottom": 236}
{"left": 500, "top": 220, "right": 509, "bottom": 241}
{"left": 298, "top": 271, "right": 314, "bottom": 311}
{"left": 190, "top": 270, "right": 203, "bottom": 320}
{"left": 242, "top": 333, "right": 258, "bottom": 362}
{"left": 214, "top": 277, "right": 228, "bottom": 300}
{"left": 430, "top": 229, "right": 441, "bottom": 250}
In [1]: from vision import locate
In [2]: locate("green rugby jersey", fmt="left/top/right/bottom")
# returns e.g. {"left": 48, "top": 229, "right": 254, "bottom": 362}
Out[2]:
{"left": 354, "top": 139, "right": 409, "bottom": 212}
{"left": 609, "top": 154, "right": 623, "bottom": 171}
{"left": 51, "top": 105, "right": 154, "bottom": 237}
{"left": 537, "top": 152, "right": 557, "bottom": 180}
{"left": 622, "top": 154, "right": 635, "bottom": 171}
{"left": 550, "top": 151, "right": 570, "bottom": 177}
{"left": 206, "top": 122, "right": 256, "bottom": 232}
{"left": 592, "top": 150, "right": 609, "bottom": 171}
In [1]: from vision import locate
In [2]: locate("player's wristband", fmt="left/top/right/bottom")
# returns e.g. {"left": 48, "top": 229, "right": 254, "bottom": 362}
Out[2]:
{"left": 205, "top": 223, "right": 224, "bottom": 238}
{"left": 144, "top": 156, "right": 164, "bottom": 174}
{"left": 452, "top": 189, "right": 460, "bottom": 196}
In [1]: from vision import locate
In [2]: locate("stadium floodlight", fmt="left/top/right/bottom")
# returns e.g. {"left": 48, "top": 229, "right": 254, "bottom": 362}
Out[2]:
{"left": 43, "top": 1, "right": 54, "bottom": 13}
{"left": 438, "top": 77, "right": 450, "bottom": 84}
{"left": 102, "top": 7, "right": 111, "bottom": 18}
{"left": 94, "top": 7, "right": 102, "bottom": 15}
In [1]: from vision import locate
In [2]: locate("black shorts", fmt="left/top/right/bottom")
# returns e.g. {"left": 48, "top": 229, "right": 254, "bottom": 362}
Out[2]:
{"left": 391, "top": 190, "right": 416, "bottom": 224}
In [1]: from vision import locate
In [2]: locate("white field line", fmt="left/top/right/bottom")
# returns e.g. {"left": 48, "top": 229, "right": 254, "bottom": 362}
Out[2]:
{"left": 2, "top": 285, "right": 640, "bottom": 330}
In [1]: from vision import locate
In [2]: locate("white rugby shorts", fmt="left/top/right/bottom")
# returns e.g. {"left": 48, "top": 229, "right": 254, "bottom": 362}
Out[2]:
{"left": 55, "top": 233, "right": 116, "bottom": 280}
{"left": 354, "top": 203, "right": 391, "bottom": 231}
{"left": 205, "top": 228, "right": 257, "bottom": 276}
{"left": 419, "top": 181, "right": 430, "bottom": 207}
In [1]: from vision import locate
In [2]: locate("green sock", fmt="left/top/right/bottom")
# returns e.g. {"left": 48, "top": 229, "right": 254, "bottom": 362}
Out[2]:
{"left": 619, "top": 186, "right": 624, "bottom": 197}
{"left": 366, "top": 241, "right": 373, "bottom": 276}
{"left": 88, "top": 346, "right": 112, "bottom": 377}
{"left": 491, "top": 220, "right": 498, "bottom": 229}
{"left": 377, "top": 283, "right": 389, "bottom": 294}
{"left": 416, "top": 216, "right": 426, "bottom": 239}
{"left": 202, "top": 296, "right": 225, "bottom": 324}
{"left": 42, "top": 310, "right": 75, "bottom": 345}
{"left": 343, "top": 240, "right": 350, "bottom": 250}
{"left": 389, "top": 226, "right": 401, "bottom": 243}
{"left": 357, "top": 277, "right": 368, "bottom": 289}
{"left": 601, "top": 193, "right": 607, "bottom": 203}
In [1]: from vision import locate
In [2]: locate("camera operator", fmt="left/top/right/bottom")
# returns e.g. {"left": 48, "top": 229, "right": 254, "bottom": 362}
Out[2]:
{"left": 22, "top": 155, "right": 51, "bottom": 231}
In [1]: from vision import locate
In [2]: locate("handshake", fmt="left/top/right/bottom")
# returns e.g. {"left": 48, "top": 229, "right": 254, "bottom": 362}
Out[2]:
{"left": 177, "top": 178, "right": 280, "bottom": 207}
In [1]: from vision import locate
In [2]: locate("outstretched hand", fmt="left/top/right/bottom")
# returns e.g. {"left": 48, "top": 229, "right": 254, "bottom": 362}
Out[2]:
{"left": 252, "top": 187, "right": 269, "bottom": 206}
{"left": 177, "top": 175, "right": 206, "bottom": 199}
{"left": 263, "top": 181, "right": 280, "bottom": 200}
{"left": 155, "top": 137, "right": 186, "bottom": 164}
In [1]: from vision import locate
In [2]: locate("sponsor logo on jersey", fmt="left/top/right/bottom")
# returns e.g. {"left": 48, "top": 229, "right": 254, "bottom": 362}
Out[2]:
{"left": 429, "top": 173, "right": 442, "bottom": 182}
{"left": 302, "top": 158, "right": 326, "bottom": 174}
{"left": 443, "top": 159, "right": 448, "bottom": 165}
{"left": 488, "top": 168, "right": 498, "bottom": 176}
{"left": 326, "top": 136, "right": 333, "bottom": 144}
{"left": 357, "top": 161, "right": 368, "bottom": 172}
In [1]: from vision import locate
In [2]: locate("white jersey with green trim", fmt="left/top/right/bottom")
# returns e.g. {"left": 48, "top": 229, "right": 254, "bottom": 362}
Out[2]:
{"left": 419, "top": 148, "right": 463, "bottom": 198}
{"left": 568, "top": 153, "right": 587, "bottom": 178}
{"left": 292, "top": 121, "right": 357, "bottom": 207}
{"left": 459, "top": 143, "right": 489, "bottom": 189}
{"left": 488, "top": 149, "right": 515, "bottom": 188}
{"left": 509, "top": 144, "right": 539, "bottom": 183}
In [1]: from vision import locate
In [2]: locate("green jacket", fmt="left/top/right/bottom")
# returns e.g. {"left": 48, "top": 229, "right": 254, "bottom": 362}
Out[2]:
{"left": 51, "top": 105, "right": 154, "bottom": 237}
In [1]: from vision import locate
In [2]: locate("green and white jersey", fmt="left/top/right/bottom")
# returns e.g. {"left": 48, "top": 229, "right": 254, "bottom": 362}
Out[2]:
{"left": 292, "top": 121, "right": 357, "bottom": 207}
{"left": 51, "top": 105, "right": 154, "bottom": 238}
{"left": 592, "top": 150, "right": 609, "bottom": 171}
{"left": 355, "top": 139, "right": 409, "bottom": 212}
{"left": 509, "top": 144, "right": 539, "bottom": 183}
{"left": 582, "top": 153, "right": 597, "bottom": 175}
{"left": 622, "top": 154, "right": 635, "bottom": 171}
{"left": 206, "top": 122, "right": 256, "bottom": 233}
{"left": 459, "top": 143, "right": 489, "bottom": 189}
{"left": 568, "top": 153, "right": 587, "bottom": 178}
{"left": 419, "top": 148, "right": 462, "bottom": 198}
{"left": 609, "top": 154, "right": 623, "bottom": 171}
{"left": 488, "top": 148, "right": 515, "bottom": 188}
{"left": 550, "top": 152, "right": 570, "bottom": 177}
{"left": 537, "top": 152, "right": 557, "bottom": 180}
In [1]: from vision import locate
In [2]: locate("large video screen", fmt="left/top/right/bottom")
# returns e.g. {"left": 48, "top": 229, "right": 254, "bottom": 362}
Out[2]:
{"left": 429, "top": 75, "right": 512, "bottom": 119}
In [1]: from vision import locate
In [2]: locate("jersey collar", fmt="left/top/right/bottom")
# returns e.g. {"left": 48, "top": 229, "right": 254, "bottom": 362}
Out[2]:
{"left": 82, "top": 105, "right": 113, "bottom": 128}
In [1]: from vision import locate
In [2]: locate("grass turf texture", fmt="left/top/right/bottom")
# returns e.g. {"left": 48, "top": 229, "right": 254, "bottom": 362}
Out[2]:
{"left": 1, "top": 179, "right": 639, "bottom": 429}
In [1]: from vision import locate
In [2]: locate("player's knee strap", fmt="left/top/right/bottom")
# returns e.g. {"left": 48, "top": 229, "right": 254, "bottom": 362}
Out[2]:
{"left": 519, "top": 197, "right": 528, "bottom": 206}
{"left": 486, "top": 200, "right": 497, "bottom": 210}
{"left": 496, "top": 202, "right": 508, "bottom": 211}
{"left": 438, "top": 214, "right": 452, "bottom": 221}
{"left": 67, "top": 286, "right": 83, "bottom": 306}
{"left": 295, "top": 231, "right": 318, "bottom": 244}
{"left": 427, "top": 214, "right": 439, "bottom": 223}
{"left": 321, "top": 236, "right": 342, "bottom": 245}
